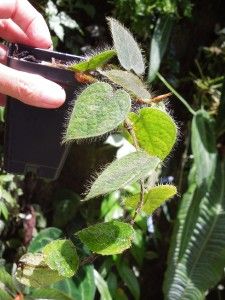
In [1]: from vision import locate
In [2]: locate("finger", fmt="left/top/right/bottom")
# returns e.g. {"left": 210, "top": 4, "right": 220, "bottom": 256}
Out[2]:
{"left": 0, "top": 19, "right": 30, "bottom": 46}
{"left": 0, "top": 44, "right": 7, "bottom": 64}
{"left": 0, "top": 64, "right": 66, "bottom": 108}
{"left": 0, "top": 0, "right": 52, "bottom": 48}
{"left": 0, "top": 93, "right": 6, "bottom": 106}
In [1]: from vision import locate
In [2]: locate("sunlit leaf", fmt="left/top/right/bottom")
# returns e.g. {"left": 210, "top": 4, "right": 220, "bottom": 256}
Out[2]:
{"left": 15, "top": 253, "right": 63, "bottom": 287}
{"left": 65, "top": 82, "right": 131, "bottom": 141}
{"left": 85, "top": 151, "right": 160, "bottom": 200}
{"left": 77, "top": 220, "right": 134, "bottom": 255}
{"left": 102, "top": 69, "right": 150, "bottom": 100}
{"left": 0, "top": 289, "right": 12, "bottom": 300}
{"left": 107, "top": 18, "right": 145, "bottom": 75}
{"left": 43, "top": 240, "right": 79, "bottom": 278}
{"left": 68, "top": 50, "right": 116, "bottom": 72}
{"left": 94, "top": 269, "right": 112, "bottom": 300}
{"left": 125, "top": 185, "right": 177, "bottom": 215}
{"left": 129, "top": 108, "right": 177, "bottom": 160}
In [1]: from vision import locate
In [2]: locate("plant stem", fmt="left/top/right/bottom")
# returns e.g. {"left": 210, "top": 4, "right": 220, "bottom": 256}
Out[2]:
{"left": 124, "top": 118, "right": 145, "bottom": 224}
{"left": 157, "top": 72, "right": 196, "bottom": 115}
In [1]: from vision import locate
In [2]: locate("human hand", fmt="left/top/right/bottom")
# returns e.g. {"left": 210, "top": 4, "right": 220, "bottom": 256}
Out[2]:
{"left": 0, "top": 0, "right": 66, "bottom": 108}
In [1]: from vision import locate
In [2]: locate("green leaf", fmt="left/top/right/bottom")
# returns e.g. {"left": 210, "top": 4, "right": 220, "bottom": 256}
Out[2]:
{"left": 43, "top": 240, "right": 79, "bottom": 278}
{"left": 52, "top": 278, "right": 79, "bottom": 300}
{"left": 114, "top": 288, "right": 129, "bottom": 300}
{"left": 28, "top": 227, "right": 63, "bottom": 253}
{"left": 15, "top": 253, "right": 63, "bottom": 287}
{"left": 0, "top": 267, "right": 15, "bottom": 292}
{"left": 77, "top": 220, "right": 134, "bottom": 255}
{"left": 107, "top": 272, "right": 118, "bottom": 298}
{"left": 125, "top": 185, "right": 177, "bottom": 215}
{"left": 163, "top": 160, "right": 225, "bottom": 299}
{"left": 148, "top": 16, "right": 173, "bottom": 82}
{"left": 0, "top": 289, "right": 12, "bottom": 300}
{"left": 31, "top": 288, "right": 73, "bottom": 300}
{"left": 191, "top": 110, "right": 217, "bottom": 186}
{"left": 129, "top": 108, "right": 177, "bottom": 160}
{"left": 85, "top": 151, "right": 160, "bottom": 200}
{"left": 0, "top": 201, "right": 8, "bottom": 220}
{"left": 94, "top": 269, "right": 112, "bottom": 300}
{"left": 116, "top": 260, "right": 140, "bottom": 300}
{"left": 65, "top": 82, "right": 131, "bottom": 141}
{"left": 68, "top": 49, "right": 116, "bottom": 72}
{"left": 107, "top": 18, "right": 145, "bottom": 75}
{"left": 102, "top": 70, "right": 150, "bottom": 100}
{"left": 216, "top": 77, "right": 225, "bottom": 136}
{"left": 131, "top": 228, "right": 146, "bottom": 265}
{"left": 73, "top": 265, "right": 96, "bottom": 300}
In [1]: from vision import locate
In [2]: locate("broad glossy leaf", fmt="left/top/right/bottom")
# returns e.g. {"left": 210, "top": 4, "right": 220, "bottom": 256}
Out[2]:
{"left": 73, "top": 265, "right": 96, "bottom": 300}
{"left": 125, "top": 185, "right": 177, "bottom": 215}
{"left": 15, "top": 253, "right": 63, "bottom": 287}
{"left": 107, "top": 18, "right": 145, "bottom": 75}
{"left": 28, "top": 227, "right": 62, "bottom": 253}
{"left": 43, "top": 240, "right": 79, "bottom": 277}
{"left": 77, "top": 220, "right": 134, "bottom": 255}
{"left": 191, "top": 110, "right": 217, "bottom": 186}
{"left": 148, "top": 16, "right": 173, "bottom": 82}
{"left": 94, "top": 269, "right": 112, "bottom": 300}
{"left": 85, "top": 151, "right": 160, "bottom": 200}
{"left": 68, "top": 50, "right": 116, "bottom": 72}
{"left": 31, "top": 288, "right": 73, "bottom": 300}
{"left": 129, "top": 108, "right": 177, "bottom": 160}
{"left": 102, "top": 70, "right": 150, "bottom": 100}
{"left": 65, "top": 82, "right": 131, "bottom": 141}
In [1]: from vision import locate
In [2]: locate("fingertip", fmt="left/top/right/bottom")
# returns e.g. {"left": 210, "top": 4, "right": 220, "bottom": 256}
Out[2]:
{"left": 37, "top": 82, "right": 66, "bottom": 108}
{"left": 0, "top": 44, "right": 8, "bottom": 65}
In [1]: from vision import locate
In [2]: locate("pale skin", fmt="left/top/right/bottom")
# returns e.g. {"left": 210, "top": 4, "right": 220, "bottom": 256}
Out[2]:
{"left": 0, "top": 0, "right": 66, "bottom": 108}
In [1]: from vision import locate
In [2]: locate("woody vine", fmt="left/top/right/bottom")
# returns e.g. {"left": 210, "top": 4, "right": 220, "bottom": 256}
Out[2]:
{"left": 15, "top": 17, "right": 178, "bottom": 287}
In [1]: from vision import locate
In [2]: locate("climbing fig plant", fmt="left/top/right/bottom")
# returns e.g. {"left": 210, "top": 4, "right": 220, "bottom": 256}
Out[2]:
{"left": 15, "top": 17, "right": 178, "bottom": 287}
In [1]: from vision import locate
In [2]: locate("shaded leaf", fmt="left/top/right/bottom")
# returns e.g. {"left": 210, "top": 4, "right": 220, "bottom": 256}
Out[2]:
{"left": 77, "top": 220, "right": 134, "bottom": 255}
{"left": 73, "top": 265, "right": 96, "bottom": 300}
{"left": 0, "top": 289, "right": 12, "bottom": 300}
{"left": 191, "top": 110, "right": 217, "bottom": 186}
{"left": 85, "top": 151, "right": 160, "bottom": 200}
{"left": 0, "top": 267, "right": 16, "bottom": 292}
{"left": 68, "top": 50, "right": 116, "bottom": 72}
{"left": 107, "top": 272, "right": 118, "bottom": 298}
{"left": 107, "top": 18, "right": 145, "bottom": 75}
{"left": 148, "top": 16, "right": 173, "bottom": 82}
{"left": 129, "top": 108, "right": 177, "bottom": 160}
{"left": 31, "top": 288, "right": 73, "bottom": 300}
{"left": 125, "top": 185, "right": 177, "bottom": 215}
{"left": 65, "top": 82, "right": 131, "bottom": 140}
{"left": 216, "top": 77, "right": 225, "bottom": 136}
{"left": 43, "top": 240, "right": 79, "bottom": 278}
{"left": 0, "top": 201, "right": 8, "bottom": 220}
{"left": 94, "top": 269, "right": 112, "bottom": 300}
{"left": 52, "top": 278, "right": 79, "bottom": 300}
{"left": 102, "top": 69, "right": 150, "bottom": 100}
{"left": 15, "top": 253, "right": 63, "bottom": 287}
{"left": 28, "top": 227, "right": 62, "bottom": 253}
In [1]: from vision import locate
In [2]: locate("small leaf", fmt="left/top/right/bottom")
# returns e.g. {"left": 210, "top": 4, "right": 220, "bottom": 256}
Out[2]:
{"left": 107, "top": 18, "right": 145, "bottom": 75}
{"left": 28, "top": 227, "right": 63, "bottom": 253}
{"left": 0, "top": 201, "right": 8, "bottom": 220}
{"left": 85, "top": 151, "right": 160, "bottom": 200}
{"left": 102, "top": 69, "right": 150, "bottom": 100}
{"left": 129, "top": 108, "right": 177, "bottom": 160}
{"left": 125, "top": 185, "right": 177, "bottom": 215}
{"left": 43, "top": 240, "right": 79, "bottom": 278}
{"left": 65, "top": 82, "right": 131, "bottom": 141}
{"left": 77, "top": 220, "right": 134, "bottom": 255}
{"left": 68, "top": 50, "right": 117, "bottom": 72}
{"left": 15, "top": 253, "right": 63, "bottom": 287}
{"left": 94, "top": 269, "right": 112, "bottom": 300}
{"left": 148, "top": 16, "right": 173, "bottom": 82}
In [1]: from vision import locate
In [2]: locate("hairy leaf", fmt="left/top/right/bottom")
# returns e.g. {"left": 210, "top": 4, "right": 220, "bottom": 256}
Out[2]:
{"left": 77, "top": 220, "right": 134, "bottom": 255}
{"left": 28, "top": 227, "right": 62, "bottom": 253}
{"left": 94, "top": 269, "right": 112, "bottom": 300}
{"left": 15, "top": 253, "right": 63, "bottom": 287}
{"left": 125, "top": 185, "right": 177, "bottom": 215}
{"left": 107, "top": 18, "right": 145, "bottom": 75}
{"left": 68, "top": 50, "right": 116, "bottom": 72}
{"left": 65, "top": 82, "right": 131, "bottom": 141}
{"left": 85, "top": 151, "right": 160, "bottom": 200}
{"left": 129, "top": 108, "right": 177, "bottom": 160}
{"left": 191, "top": 110, "right": 217, "bottom": 186}
{"left": 148, "top": 16, "right": 173, "bottom": 82}
{"left": 43, "top": 240, "right": 79, "bottom": 277}
{"left": 102, "top": 69, "right": 150, "bottom": 100}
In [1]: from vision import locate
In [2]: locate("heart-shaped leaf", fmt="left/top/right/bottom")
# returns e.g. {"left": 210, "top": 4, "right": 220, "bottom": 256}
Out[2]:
{"left": 65, "top": 82, "right": 131, "bottom": 141}
{"left": 77, "top": 220, "right": 134, "bottom": 255}
{"left": 129, "top": 108, "right": 177, "bottom": 160}
{"left": 107, "top": 18, "right": 145, "bottom": 75}
{"left": 125, "top": 184, "right": 177, "bottom": 215}
{"left": 15, "top": 253, "right": 63, "bottom": 288}
{"left": 68, "top": 49, "right": 117, "bottom": 72}
{"left": 43, "top": 239, "right": 79, "bottom": 278}
{"left": 85, "top": 151, "right": 160, "bottom": 200}
{"left": 102, "top": 69, "right": 150, "bottom": 100}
